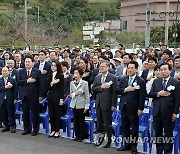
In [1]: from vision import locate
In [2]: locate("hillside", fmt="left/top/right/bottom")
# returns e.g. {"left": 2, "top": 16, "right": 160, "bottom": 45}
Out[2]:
{"left": 0, "top": 0, "right": 121, "bottom": 47}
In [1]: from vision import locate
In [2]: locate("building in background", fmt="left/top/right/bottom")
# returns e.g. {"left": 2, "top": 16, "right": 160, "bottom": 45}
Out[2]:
{"left": 120, "top": 0, "right": 178, "bottom": 32}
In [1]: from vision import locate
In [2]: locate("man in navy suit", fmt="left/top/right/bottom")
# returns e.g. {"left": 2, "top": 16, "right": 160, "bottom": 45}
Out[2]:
{"left": 117, "top": 60, "right": 146, "bottom": 154}
{"left": 149, "top": 63, "right": 180, "bottom": 154}
{"left": 0, "top": 67, "right": 18, "bottom": 133}
{"left": 18, "top": 56, "right": 43, "bottom": 136}
{"left": 34, "top": 50, "right": 51, "bottom": 98}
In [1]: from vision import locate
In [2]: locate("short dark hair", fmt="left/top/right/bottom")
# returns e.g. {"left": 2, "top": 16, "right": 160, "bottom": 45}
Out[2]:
{"left": 159, "top": 63, "right": 172, "bottom": 71}
{"left": 80, "top": 57, "right": 88, "bottom": 64}
{"left": 99, "top": 55, "right": 110, "bottom": 61}
{"left": 163, "top": 49, "right": 171, "bottom": 57}
{"left": 61, "top": 61, "right": 69, "bottom": 68}
{"left": 174, "top": 55, "right": 180, "bottom": 61}
{"left": 123, "top": 53, "right": 133, "bottom": 60}
{"left": 25, "top": 55, "right": 33, "bottom": 62}
{"left": 148, "top": 57, "right": 157, "bottom": 63}
{"left": 154, "top": 65, "right": 160, "bottom": 71}
{"left": 127, "top": 60, "right": 138, "bottom": 69}
{"left": 73, "top": 66, "right": 84, "bottom": 76}
{"left": 39, "top": 50, "right": 46, "bottom": 55}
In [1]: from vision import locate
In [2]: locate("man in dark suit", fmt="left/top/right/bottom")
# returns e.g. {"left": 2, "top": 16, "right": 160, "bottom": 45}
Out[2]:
{"left": 0, "top": 67, "right": 18, "bottom": 133}
{"left": 117, "top": 60, "right": 146, "bottom": 154}
{"left": 92, "top": 60, "right": 117, "bottom": 148}
{"left": 0, "top": 60, "right": 5, "bottom": 68}
{"left": 18, "top": 56, "right": 43, "bottom": 136}
{"left": 141, "top": 57, "right": 157, "bottom": 82}
{"left": 34, "top": 50, "right": 51, "bottom": 98}
{"left": 149, "top": 63, "right": 180, "bottom": 154}
{"left": 14, "top": 53, "right": 25, "bottom": 69}
{"left": 102, "top": 45, "right": 113, "bottom": 59}
{"left": 7, "top": 60, "right": 18, "bottom": 80}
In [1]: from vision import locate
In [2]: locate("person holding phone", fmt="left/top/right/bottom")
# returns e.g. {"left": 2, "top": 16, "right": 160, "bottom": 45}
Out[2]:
{"left": 69, "top": 66, "right": 90, "bottom": 142}
{"left": 47, "top": 61, "right": 64, "bottom": 138}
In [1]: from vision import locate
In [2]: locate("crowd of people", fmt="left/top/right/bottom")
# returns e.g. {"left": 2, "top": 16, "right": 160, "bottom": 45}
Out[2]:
{"left": 0, "top": 43, "right": 180, "bottom": 154}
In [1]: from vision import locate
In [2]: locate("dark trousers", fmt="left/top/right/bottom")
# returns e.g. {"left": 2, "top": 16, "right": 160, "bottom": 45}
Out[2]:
{"left": 1, "top": 100, "right": 16, "bottom": 129}
{"left": 22, "top": 96, "right": 40, "bottom": 132}
{"left": 121, "top": 105, "right": 139, "bottom": 150}
{"left": 73, "top": 108, "right": 85, "bottom": 139}
{"left": 48, "top": 100, "right": 61, "bottom": 132}
{"left": 0, "top": 108, "right": 2, "bottom": 125}
{"left": 153, "top": 111, "right": 174, "bottom": 154}
{"left": 96, "top": 107, "right": 112, "bottom": 138}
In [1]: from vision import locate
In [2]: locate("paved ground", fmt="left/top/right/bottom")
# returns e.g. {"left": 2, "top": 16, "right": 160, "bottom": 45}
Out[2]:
{"left": 0, "top": 129, "right": 132, "bottom": 154}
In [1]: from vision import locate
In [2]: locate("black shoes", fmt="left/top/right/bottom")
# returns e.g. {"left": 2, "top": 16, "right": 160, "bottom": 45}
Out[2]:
{"left": 77, "top": 138, "right": 83, "bottom": 142}
{"left": 132, "top": 149, "right": 137, "bottom": 154}
{"left": 73, "top": 137, "right": 83, "bottom": 142}
{"left": 104, "top": 138, "right": 112, "bottom": 148}
{"left": 31, "top": 131, "right": 38, "bottom": 136}
{"left": 10, "top": 128, "right": 16, "bottom": 133}
{"left": 73, "top": 137, "right": 79, "bottom": 141}
{"left": 21, "top": 130, "right": 31, "bottom": 135}
{"left": 1, "top": 127, "right": 10, "bottom": 132}
{"left": 117, "top": 145, "right": 132, "bottom": 151}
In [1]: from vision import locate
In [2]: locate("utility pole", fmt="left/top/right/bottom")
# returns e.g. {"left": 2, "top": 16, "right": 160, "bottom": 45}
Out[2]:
{"left": 174, "top": 0, "right": 179, "bottom": 48}
{"left": 25, "top": 0, "right": 28, "bottom": 40}
{"left": 38, "top": 6, "right": 40, "bottom": 23}
{"left": 145, "top": 0, "right": 150, "bottom": 48}
{"left": 165, "top": 0, "right": 170, "bottom": 45}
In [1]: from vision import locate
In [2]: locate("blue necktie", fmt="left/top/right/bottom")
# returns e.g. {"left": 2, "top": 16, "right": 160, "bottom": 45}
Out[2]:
{"left": 162, "top": 79, "right": 167, "bottom": 90}
{"left": 128, "top": 77, "right": 133, "bottom": 86}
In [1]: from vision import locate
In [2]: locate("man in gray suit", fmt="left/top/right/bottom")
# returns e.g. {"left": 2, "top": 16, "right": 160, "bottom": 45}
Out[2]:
{"left": 92, "top": 60, "right": 117, "bottom": 148}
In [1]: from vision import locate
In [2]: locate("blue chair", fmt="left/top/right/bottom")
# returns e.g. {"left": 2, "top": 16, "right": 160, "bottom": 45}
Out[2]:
{"left": 60, "top": 98, "right": 73, "bottom": 138}
{"left": 139, "top": 106, "right": 152, "bottom": 153}
{"left": 15, "top": 100, "right": 23, "bottom": 124}
{"left": 39, "top": 98, "right": 49, "bottom": 134}
{"left": 85, "top": 100, "right": 96, "bottom": 142}
{"left": 112, "top": 109, "right": 121, "bottom": 147}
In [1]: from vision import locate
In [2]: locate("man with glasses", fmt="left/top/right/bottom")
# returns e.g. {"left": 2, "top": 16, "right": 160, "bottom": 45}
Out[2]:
{"left": 92, "top": 60, "right": 117, "bottom": 148}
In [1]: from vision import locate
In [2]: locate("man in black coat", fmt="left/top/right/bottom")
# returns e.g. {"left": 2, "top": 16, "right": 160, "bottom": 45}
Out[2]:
{"left": 117, "top": 60, "right": 146, "bottom": 154}
{"left": 18, "top": 56, "right": 43, "bottom": 136}
{"left": 149, "top": 63, "right": 180, "bottom": 154}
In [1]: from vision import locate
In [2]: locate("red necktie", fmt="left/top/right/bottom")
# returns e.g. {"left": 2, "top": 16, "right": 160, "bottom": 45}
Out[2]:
{"left": 27, "top": 70, "right": 30, "bottom": 78}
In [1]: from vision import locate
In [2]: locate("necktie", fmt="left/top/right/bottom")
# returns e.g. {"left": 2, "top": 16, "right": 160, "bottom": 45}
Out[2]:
{"left": 75, "top": 81, "right": 79, "bottom": 87}
{"left": 27, "top": 70, "right": 30, "bottom": 79}
{"left": 4, "top": 78, "right": 7, "bottom": 99}
{"left": 17, "top": 63, "right": 20, "bottom": 68}
{"left": 162, "top": 79, "right": 167, "bottom": 90}
{"left": 128, "top": 77, "right": 133, "bottom": 86}
{"left": 101, "top": 75, "right": 106, "bottom": 84}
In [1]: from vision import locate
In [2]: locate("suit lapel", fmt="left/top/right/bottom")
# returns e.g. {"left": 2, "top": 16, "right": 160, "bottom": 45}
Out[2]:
{"left": 166, "top": 77, "right": 173, "bottom": 89}
{"left": 105, "top": 73, "right": 110, "bottom": 83}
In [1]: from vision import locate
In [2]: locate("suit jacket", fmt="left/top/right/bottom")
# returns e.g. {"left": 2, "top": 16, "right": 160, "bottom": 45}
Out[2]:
{"left": 14, "top": 61, "right": 25, "bottom": 69}
{"left": 117, "top": 75, "right": 146, "bottom": 114}
{"left": 64, "top": 72, "right": 73, "bottom": 95}
{"left": 17, "top": 67, "right": 43, "bottom": 101}
{"left": 149, "top": 77, "right": 180, "bottom": 117}
{"left": 90, "top": 68, "right": 115, "bottom": 85}
{"left": 0, "top": 60, "right": 5, "bottom": 67}
{"left": 0, "top": 77, "right": 18, "bottom": 107}
{"left": 9, "top": 68, "right": 18, "bottom": 80}
{"left": 141, "top": 69, "right": 155, "bottom": 82}
{"left": 47, "top": 73, "right": 64, "bottom": 102}
{"left": 115, "top": 65, "right": 126, "bottom": 81}
{"left": 92, "top": 73, "right": 117, "bottom": 110}
{"left": 34, "top": 61, "right": 51, "bottom": 97}
{"left": 69, "top": 79, "right": 90, "bottom": 109}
